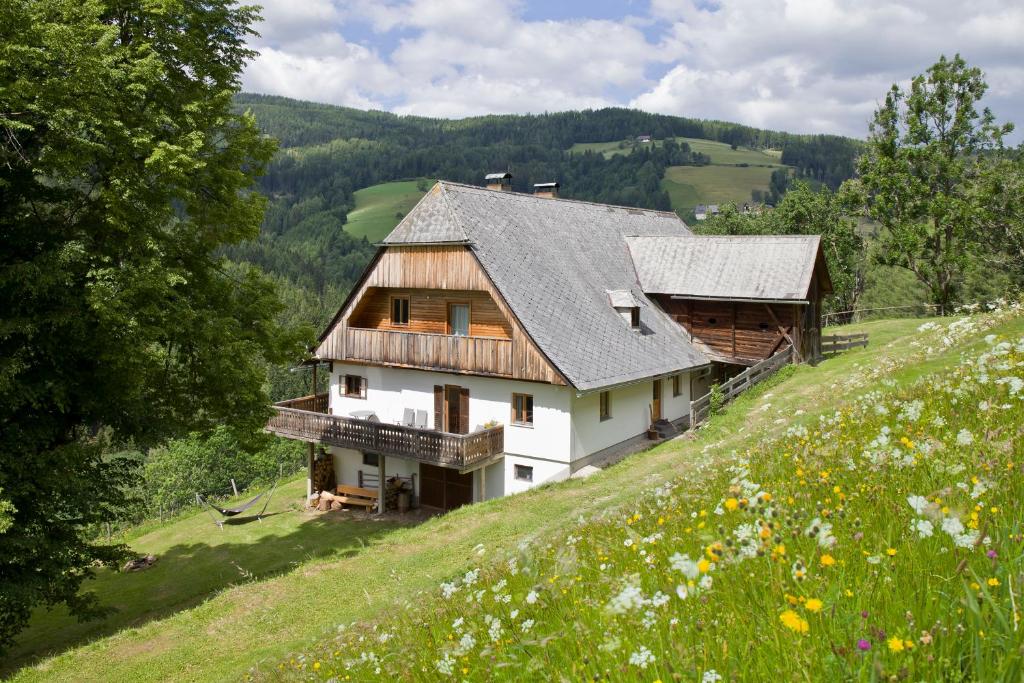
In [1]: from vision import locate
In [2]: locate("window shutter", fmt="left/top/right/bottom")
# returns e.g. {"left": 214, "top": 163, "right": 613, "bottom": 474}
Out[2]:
{"left": 359, "top": 376, "right": 367, "bottom": 398}
{"left": 434, "top": 385, "right": 444, "bottom": 430}
{"left": 459, "top": 388, "right": 470, "bottom": 435}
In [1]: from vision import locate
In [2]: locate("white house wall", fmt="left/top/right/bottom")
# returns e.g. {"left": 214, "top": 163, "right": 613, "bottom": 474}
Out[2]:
{"left": 570, "top": 373, "right": 691, "bottom": 461}
{"left": 330, "top": 363, "right": 574, "bottom": 462}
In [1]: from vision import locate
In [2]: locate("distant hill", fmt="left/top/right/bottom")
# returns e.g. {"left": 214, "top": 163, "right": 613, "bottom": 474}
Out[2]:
{"left": 228, "top": 94, "right": 863, "bottom": 318}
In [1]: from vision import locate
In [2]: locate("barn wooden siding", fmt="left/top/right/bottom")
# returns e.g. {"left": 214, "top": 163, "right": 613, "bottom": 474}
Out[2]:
{"left": 317, "top": 245, "right": 565, "bottom": 385}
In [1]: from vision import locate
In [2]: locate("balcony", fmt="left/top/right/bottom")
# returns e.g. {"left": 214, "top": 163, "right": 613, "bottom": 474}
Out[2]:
{"left": 267, "top": 394, "right": 504, "bottom": 470}
{"left": 345, "top": 328, "right": 513, "bottom": 377}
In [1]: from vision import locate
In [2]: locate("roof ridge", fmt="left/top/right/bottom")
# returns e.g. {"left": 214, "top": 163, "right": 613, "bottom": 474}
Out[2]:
{"left": 436, "top": 180, "right": 685, "bottom": 220}
{"left": 629, "top": 234, "right": 819, "bottom": 241}
{"left": 436, "top": 181, "right": 470, "bottom": 243}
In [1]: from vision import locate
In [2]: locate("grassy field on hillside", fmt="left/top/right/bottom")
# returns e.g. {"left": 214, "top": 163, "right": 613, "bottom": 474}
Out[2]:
{"left": 2, "top": 479, "right": 408, "bottom": 676}
{"left": 343, "top": 180, "right": 432, "bottom": 243}
{"left": 10, "top": 310, "right": 1022, "bottom": 682}
{"left": 569, "top": 137, "right": 783, "bottom": 167}
{"left": 662, "top": 164, "right": 776, "bottom": 212}
{"left": 289, "top": 305, "right": 1024, "bottom": 681}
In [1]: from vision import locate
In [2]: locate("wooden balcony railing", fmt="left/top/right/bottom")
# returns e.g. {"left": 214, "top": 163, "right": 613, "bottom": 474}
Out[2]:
{"left": 345, "top": 328, "right": 513, "bottom": 377}
{"left": 266, "top": 395, "right": 504, "bottom": 469}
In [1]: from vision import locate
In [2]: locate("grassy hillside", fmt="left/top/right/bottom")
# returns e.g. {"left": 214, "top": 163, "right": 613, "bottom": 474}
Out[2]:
{"left": 287, "top": 304, "right": 1024, "bottom": 681}
{"left": 343, "top": 179, "right": 433, "bottom": 243}
{"left": 11, "top": 309, "right": 1021, "bottom": 682}
{"left": 2, "top": 479, "right": 408, "bottom": 676}
{"left": 570, "top": 135, "right": 789, "bottom": 215}
{"left": 662, "top": 164, "right": 778, "bottom": 212}
{"left": 570, "top": 137, "right": 783, "bottom": 167}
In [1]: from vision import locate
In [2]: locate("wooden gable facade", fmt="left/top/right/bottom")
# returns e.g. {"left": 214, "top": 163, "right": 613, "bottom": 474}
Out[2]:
{"left": 317, "top": 245, "right": 566, "bottom": 385}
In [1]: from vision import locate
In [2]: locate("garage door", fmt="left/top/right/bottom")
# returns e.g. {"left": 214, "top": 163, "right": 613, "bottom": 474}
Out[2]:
{"left": 420, "top": 463, "right": 474, "bottom": 511}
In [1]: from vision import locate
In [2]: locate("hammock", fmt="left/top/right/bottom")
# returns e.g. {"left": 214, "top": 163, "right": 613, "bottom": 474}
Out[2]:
{"left": 197, "top": 480, "right": 278, "bottom": 529}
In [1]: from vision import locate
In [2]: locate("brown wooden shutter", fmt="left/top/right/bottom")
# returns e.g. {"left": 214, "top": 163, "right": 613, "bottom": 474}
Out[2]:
{"left": 434, "top": 385, "right": 444, "bottom": 430}
{"left": 458, "top": 387, "right": 469, "bottom": 434}
{"left": 359, "top": 376, "right": 367, "bottom": 398}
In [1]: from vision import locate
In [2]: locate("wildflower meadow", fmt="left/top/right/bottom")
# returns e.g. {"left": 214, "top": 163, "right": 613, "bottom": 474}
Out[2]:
{"left": 274, "top": 306, "right": 1024, "bottom": 681}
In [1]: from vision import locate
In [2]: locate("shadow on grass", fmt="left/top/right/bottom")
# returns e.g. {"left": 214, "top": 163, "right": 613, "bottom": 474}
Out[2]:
{"left": 2, "top": 506, "right": 411, "bottom": 677}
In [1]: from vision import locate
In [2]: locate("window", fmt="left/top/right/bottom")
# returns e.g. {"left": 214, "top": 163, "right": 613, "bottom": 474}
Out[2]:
{"left": 448, "top": 303, "right": 470, "bottom": 336}
{"left": 343, "top": 374, "right": 366, "bottom": 398}
{"left": 759, "top": 322, "right": 770, "bottom": 331}
{"left": 630, "top": 307, "right": 641, "bottom": 329}
{"left": 512, "top": 393, "right": 534, "bottom": 425}
{"left": 673, "top": 374, "right": 682, "bottom": 397}
{"left": 599, "top": 391, "right": 612, "bottom": 421}
{"left": 362, "top": 453, "right": 379, "bottom": 468}
{"left": 514, "top": 464, "right": 534, "bottom": 482}
{"left": 390, "top": 296, "right": 409, "bottom": 325}
{"left": 708, "top": 317, "right": 718, "bottom": 325}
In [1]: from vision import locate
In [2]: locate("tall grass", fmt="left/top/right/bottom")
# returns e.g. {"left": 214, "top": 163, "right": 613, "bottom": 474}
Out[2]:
{"left": 271, "top": 305, "right": 1024, "bottom": 681}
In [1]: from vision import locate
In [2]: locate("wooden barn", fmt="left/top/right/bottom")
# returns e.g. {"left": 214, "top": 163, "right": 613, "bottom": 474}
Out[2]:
{"left": 628, "top": 235, "right": 832, "bottom": 366}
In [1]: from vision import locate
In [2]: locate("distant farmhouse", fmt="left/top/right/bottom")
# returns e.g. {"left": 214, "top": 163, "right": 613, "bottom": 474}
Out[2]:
{"left": 694, "top": 204, "right": 720, "bottom": 221}
{"left": 636, "top": 134, "right": 652, "bottom": 143}
{"left": 268, "top": 175, "right": 830, "bottom": 514}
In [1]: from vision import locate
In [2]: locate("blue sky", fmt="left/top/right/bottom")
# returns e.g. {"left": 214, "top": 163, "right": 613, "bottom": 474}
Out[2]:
{"left": 242, "top": 0, "right": 1024, "bottom": 140}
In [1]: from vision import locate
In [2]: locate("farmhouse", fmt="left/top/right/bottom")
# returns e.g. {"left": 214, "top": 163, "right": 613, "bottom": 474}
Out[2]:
{"left": 267, "top": 177, "right": 830, "bottom": 512}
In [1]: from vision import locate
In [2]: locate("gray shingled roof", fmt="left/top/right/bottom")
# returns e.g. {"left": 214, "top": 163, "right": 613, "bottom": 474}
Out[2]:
{"left": 383, "top": 184, "right": 470, "bottom": 244}
{"left": 381, "top": 182, "right": 708, "bottom": 390}
{"left": 627, "top": 234, "right": 822, "bottom": 301}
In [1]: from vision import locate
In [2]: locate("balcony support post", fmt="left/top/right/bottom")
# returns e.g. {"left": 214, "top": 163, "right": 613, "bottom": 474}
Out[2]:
{"left": 377, "top": 455, "right": 386, "bottom": 515}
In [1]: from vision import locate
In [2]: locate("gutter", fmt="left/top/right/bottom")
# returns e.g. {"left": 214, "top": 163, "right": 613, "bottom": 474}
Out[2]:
{"left": 574, "top": 362, "right": 714, "bottom": 398}
{"left": 668, "top": 294, "right": 809, "bottom": 305}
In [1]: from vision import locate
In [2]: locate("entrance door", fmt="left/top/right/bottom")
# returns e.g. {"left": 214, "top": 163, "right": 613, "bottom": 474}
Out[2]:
{"left": 420, "top": 463, "right": 474, "bottom": 511}
{"left": 652, "top": 380, "right": 662, "bottom": 421}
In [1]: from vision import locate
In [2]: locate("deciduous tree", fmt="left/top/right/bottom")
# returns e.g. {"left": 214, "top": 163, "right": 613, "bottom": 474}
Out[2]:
{"left": 0, "top": 0, "right": 308, "bottom": 649}
{"left": 856, "top": 54, "right": 1015, "bottom": 309}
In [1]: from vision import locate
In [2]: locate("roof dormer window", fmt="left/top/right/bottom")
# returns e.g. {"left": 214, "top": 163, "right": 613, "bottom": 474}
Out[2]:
{"left": 607, "top": 290, "right": 643, "bottom": 331}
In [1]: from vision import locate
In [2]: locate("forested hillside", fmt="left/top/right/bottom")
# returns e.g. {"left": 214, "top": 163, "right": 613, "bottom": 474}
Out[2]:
{"left": 227, "top": 95, "right": 864, "bottom": 385}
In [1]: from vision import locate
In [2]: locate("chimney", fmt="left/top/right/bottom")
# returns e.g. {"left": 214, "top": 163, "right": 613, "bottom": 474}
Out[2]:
{"left": 485, "top": 172, "right": 512, "bottom": 191}
{"left": 533, "top": 182, "right": 559, "bottom": 199}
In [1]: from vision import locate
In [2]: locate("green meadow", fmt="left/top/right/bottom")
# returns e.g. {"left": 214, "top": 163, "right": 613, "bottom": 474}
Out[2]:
{"left": 343, "top": 179, "right": 433, "bottom": 243}
{"left": 9, "top": 309, "right": 1023, "bottom": 682}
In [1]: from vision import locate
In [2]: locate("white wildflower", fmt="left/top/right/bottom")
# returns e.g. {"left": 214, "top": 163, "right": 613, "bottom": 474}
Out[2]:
{"left": 670, "top": 552, "right": 700, "bottom": 579}
{"left": 520, "top": 618, "right": 534, "bottom": 633}
{"left": 956, "top": 429, "right": 974, "bottom": 446}
{"left": 629, "top": 646, "right": 655, "bottom": 669}
{"left": 435, "top": 653, "right": 455, "bottom": 676}
{"left": 942, "top": 516, "right": 965, "bottom": 537}
{"left": 913, "top": 519, "right": 934, "bottom": 538}
{"left": 525, "top": 590, "right": 538, "bottom": 605}
{"left": 907, "top": 495, "right": 929, "bottom": 515}
{"left": 676, "top": 584, "right": 689, "bottom": 600}
{"left": 702, "top": 671, "right": 723, "bottom": 683}
{"left": 607, "top": 583, "right": 646, "bottom": 614}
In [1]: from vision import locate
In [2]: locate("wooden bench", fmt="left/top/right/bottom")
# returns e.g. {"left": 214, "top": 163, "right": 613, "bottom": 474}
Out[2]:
{"left": 334, "top": 484, "right": 380, "bottom": 510}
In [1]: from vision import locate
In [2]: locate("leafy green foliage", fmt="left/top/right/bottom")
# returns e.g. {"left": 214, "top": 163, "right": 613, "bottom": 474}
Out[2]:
{"left": 144, "top": 428, "right": 305, "bottom": 510}
{"left": 0, "top": 0, "right": 308, "bottom": 650}
{"left": 855, "top": 54, "right": 1018, "bottom": 308}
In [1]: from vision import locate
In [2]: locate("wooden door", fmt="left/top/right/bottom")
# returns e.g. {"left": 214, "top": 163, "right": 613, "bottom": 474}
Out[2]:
{"left": 652, "top": 380, "right": 662, "bottom": 421}
{"left": 440, "top": 385, "right": 469, "bottom": 434}
{"left": 420, "top": 463, "right": 474, "bottom": 511}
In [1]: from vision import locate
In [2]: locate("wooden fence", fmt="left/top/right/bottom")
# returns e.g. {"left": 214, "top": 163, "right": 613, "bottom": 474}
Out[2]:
{"left": 689, "top": 346, "right": 794, "bottom": 428}
{"left": 820, "top": 332, "right": 869, "bottom": 355}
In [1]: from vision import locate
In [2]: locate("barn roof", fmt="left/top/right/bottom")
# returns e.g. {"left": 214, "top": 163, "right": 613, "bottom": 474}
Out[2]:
{"left": 380, "top": 182, "right": 708, "bottom": 391}
{"left": 627, "top": 234, "right": 826, "bottom": 301}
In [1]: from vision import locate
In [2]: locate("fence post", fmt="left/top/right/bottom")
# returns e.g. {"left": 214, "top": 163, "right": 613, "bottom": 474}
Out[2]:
{"left": 231, "top": 478, "right": 239, "bottom": 497}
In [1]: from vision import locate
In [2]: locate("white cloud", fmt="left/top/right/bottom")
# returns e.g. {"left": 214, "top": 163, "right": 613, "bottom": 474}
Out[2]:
{"left": 241, "top": 0, "right": 1024, "bottom": 139}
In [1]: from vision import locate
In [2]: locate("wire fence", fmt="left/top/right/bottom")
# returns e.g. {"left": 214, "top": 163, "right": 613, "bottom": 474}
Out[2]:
{"left": 818, "top": 300, "right": 1007, "bottom": 328}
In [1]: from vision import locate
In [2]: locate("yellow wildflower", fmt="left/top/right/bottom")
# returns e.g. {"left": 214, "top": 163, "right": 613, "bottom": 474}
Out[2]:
{"left": 886, "top": 548, "right": 897, "bottom": 557}
{"left": 988, "top": 578, "right": 1001, "bottom": 587}
{"left": 820, "top": 554, "right": 836, "bottom": 567}
{"left": 779, "top": 610, "right": 809, "bottom": 633}
{"left": 888, "top": 636, "right": 905, "bottom": 652}
{"left": 805, "top": 598, "right": 823, "bottom": 613}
